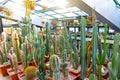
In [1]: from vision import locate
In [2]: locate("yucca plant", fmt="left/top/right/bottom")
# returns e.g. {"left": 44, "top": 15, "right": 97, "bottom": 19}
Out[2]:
{"left": 80, "top": 17, "right": 86, "bottom": 79}
{"left": 108, "top": 34, "right": 120, "bottom": 80}
{"left": 97, "top": 24, "right": 109, "bottom": 80}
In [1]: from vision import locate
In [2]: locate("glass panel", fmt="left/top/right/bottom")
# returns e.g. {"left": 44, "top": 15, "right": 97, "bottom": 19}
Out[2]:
{"left": 75, "top": 11, "right": 88, "bottom": 16}
{"left": 37, "top": 0, "right": 55, "bottom": 8}
{"left": 118, "top": 0, "right": 120, "bottom": 3}
{"left": 45, "top": 11, "right": 56, "bottom": 15}
{"left": 44, "top": 16, "right": 53, "bottom": 19}
{"left": 5, "top": 1, "right": 24, "bottom": 10}
{"left": 0, "top": 0, "right": 5, "bottom": 3}
{"left": 63, "top": 13, "right": 78, "bottom": 17}
{"left": 67, "top": 7, "right": 80, "bottom": 12}
{"left": 35, "top": 6, "right": 42, "bottom": 10}
{"left": 52, "top": 14, "right": 64, "bottom": 18}
{"left": 55, "top": 9, "right": 68, "bottom": 13}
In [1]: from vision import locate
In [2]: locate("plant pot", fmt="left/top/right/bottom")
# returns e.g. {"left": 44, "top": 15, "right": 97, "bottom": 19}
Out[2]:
{"left": 18, "top": 73, "right": 25, "bottom": 80}
{"left": 7, "top": 68, "right": 23, "bottom": 80}
{"left": 45, "top": 63, "right": 50, "bottom": 71}
{"left": 0, "top": 63, "right": 11, "bottom": 76}
{"left": 68, "top": 69, "right": 80, "bottom": 76}
{"left": 102, "top": 66, "right": 109, "bottom": 79}
{"left": 44, "top": 56, "right": 49, "bottom": 63}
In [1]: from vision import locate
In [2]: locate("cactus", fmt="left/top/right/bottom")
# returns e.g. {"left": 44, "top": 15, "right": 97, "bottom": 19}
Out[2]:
{"left": 50, "top": 55, "right": 61, "bottom": 80}
{"left": 92, "top": 26, "right": 98, "bottom": 74}
{"left": 86, "top": 40, "right": 92, "bottom": 68}
{"left": 61, "top": 49, "right": 68, "bottom": 78}
{"left": 36, "top": 70, "right": 48, "bottom": 80}
{"left": 89, "top": 74, "right": 96, "bottom": 80}
{"left": 108, "top": 34, "right": 120, "bottom": 80}
{"left": 12, "top": 53, "right": 18, "bottom": 72}
{"left": 80, "top": 17, "right": 86, "bottom": 79}
{"left": 24, "top": 66, "right": 37, "bottom": 80}
{"left": 45, "top": 22, "right": 51, "bottom": 56}
{"left": 96, "top": 24, "right": 109, "bottom": 80}
{"left": 72, "top": 32, "right": 79, "bottom": 69}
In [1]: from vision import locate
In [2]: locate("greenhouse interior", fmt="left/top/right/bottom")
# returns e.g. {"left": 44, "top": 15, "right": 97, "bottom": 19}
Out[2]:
{"left": 0, "top": 0, "right": 120, "bottom": 80}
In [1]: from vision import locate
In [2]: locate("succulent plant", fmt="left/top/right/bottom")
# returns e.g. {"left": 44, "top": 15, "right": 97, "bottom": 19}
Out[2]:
{"left": 89, "top": 74, "right": 96, "bottom": 80}
{"left": 108, "top": 34, "right": 120, "bottom": 80}
{"left": 97, "top": 24, "right": 109, "bottom": 80}
{"left": 72, "top": 32, "right": 79, "bottom": 70}
{"left": 92, "top": 26, "right": 98, "bottom": 75}
{"left": 80, "top": 17, "right": 86, "bottom": 79}
{"left": 45, "top": 22, "right": 51, "bottom": 56}
{"left": 24, "top": 66, "right": 37, "bottom": 80}
{"left": 50, "top": 55, "right": 61, "bottom": 80}
{"left": 61, "top": 49, "right": 68, "bottom": 78}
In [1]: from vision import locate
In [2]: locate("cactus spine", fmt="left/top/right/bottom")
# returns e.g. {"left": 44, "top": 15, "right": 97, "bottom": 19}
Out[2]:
{"left": 50, "top": 55, "right": 61, "bottom": 80}
{"left": 81, "top": 17, "right": 86, "bottom": 79}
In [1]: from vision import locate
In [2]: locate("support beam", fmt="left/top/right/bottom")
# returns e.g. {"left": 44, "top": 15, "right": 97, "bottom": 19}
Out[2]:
{"left": 67, "top": 0, "right": 120, "bottom": 32}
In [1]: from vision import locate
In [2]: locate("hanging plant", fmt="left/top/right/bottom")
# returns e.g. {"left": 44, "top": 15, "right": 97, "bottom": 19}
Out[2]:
{"left": 41, "top": 21, "right": 45, "bottom": 25}
{"left": 51, "top": 21, "right": 57, "bottom": 27}
{"left": 42, "top": 6, "right": 48, "bottom": 10}
{"left": 3, "top": 8, "right": 12, "bottom": 17}
{"left": 23, "top": 0, "right": 37, "bottom": 18}
{"left": 0, "top": 8, "right": 3, "bottom": 12}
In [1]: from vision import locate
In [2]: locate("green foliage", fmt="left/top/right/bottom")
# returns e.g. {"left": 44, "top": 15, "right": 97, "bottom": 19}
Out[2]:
{"left": 80, "top": 17, "right": 86, "bottom": 79}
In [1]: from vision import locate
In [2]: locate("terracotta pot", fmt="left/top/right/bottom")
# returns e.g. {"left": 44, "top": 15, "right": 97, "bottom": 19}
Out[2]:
{"left": 68, "top": 69, "right": 80, "bottom": 76}
{"left": 45, "top": 63, "right": 50, "bottom": 71}
{"left": 7, "top": 68, "right": 23, "bottom": 80}
{"left": 44, "top": 56, "right": 49, "bottom": 63}
{"left": 18, "top": 73, "right": 25, "bottom": 80}
{"left": 18, "top": 61, "right": 22, "bottom": 65}
{"left": 0, "top": 63, "right": 11, "bottom": 76}
{"left": 102, "top": 67, "right": 109, "bottom": 79}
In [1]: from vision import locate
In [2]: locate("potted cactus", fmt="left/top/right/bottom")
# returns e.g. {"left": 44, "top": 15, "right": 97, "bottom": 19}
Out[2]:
{"left": 0, "top": 32, "right": 11, "bottom": 76}
{"left": 50, "top": 55, "right": 61, "bottom": 80}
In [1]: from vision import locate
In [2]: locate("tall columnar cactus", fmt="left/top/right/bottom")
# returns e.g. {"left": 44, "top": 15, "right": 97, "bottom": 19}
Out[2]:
{"left": 97, "top": 24, "right": 109, "bottom": 80}
{"left": 50, "top": 55, "right": 61, "bottom": 80}
{"left": 59, "top": 35, "right": 65, "bottom": 54}
{"left": 45, "top": 22, "right": 50, "bottom": 56}
{"left": 12, "top": 53, "right": 18, "bottom": 72}
{"left": 108, "top": 34, "right": 120, "bottom": 80}
{"left": 61, "top": 49, "right": 68, "bottom": 78}
{"left": 13, "top": 32, "right": 21, "bottom": 61}
{"left": 72, "top": 32, "right": 79, "bottom": 69}
{"left": 92, "top": 26, "right": 98, "bottom": 74}
{"left": 80, "top": 17, "right": 86, "bottom": 79}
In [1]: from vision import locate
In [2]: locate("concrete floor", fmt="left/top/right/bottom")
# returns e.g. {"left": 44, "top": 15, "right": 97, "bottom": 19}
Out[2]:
{"left": 0, "top": 76, "right": 10, "bottom": 80}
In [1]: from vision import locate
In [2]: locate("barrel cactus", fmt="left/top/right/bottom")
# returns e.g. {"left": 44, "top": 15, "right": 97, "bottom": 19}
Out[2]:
{"left": 50, "top": 55, "right": 61, "bottom": 80}
{"left": 24, "top": 66, "right": 37, "bottom": 80}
